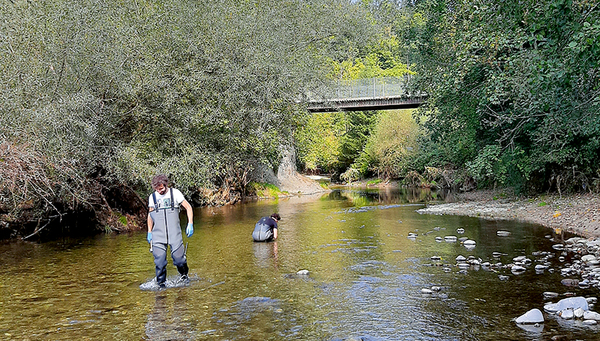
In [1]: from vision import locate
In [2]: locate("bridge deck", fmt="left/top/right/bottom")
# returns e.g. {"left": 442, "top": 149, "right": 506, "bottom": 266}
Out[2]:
{"left": 307, "top": 95, "right": 427, "bottom": 113}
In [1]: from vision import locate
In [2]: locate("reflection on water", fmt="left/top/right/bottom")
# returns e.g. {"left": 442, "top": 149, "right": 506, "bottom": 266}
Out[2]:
{"left": 0, "top": 188, "right": 599, "bottom": 340}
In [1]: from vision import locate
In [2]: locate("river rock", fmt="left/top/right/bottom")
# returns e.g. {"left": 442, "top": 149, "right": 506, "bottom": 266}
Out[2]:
{"left": 444, "top": 236, "right": 457, "bottom": 242}
{"left": 544, "top": 297, "right": 589, "bottom": 313}
{"left": 497, "top": 230, "right": 511, "bottom": 237}
{"left": 558, "top": 309, "right": 574, "bottom": 319}
{"left": 583, "top": 311, "right": 600, "bottom": 321}
{"left": 561, "top": 279, "right": 579, "bottom": 287}
{"left": 515, "top": 308, "right": 544, "bottom": 324}
{"left": 456, "top": 255, "right": 467, "bottom": 262}
{"left": 583, "top": 319, "right": 598, "bottom": 325}
{"left": 582, "top": 255, "right": 598, "bottom": 264}
{"left": 543, "top": 292, "right": 559, "bottom": 299}
{"left": 421, "top": 288, "right": 433, "bottom": 294}
{"left": 574, "top": 307, "right": 585, "bottom": 318}
{"left": 296, "top": 270, "right": 309, "bottom": 276}
{"left": 457, "top": 228, "right": 465, "bottom": 234}
{"left": 511, "top": 265, "right": 526, "bottom": 275}
{"left": 463, "top": 240, "right": 476, "bottom": 246}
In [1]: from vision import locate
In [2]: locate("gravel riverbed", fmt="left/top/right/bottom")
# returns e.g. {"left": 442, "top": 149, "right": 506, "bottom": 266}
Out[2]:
{"left": 418, "top": 190, "right": 600, "bottom": 238}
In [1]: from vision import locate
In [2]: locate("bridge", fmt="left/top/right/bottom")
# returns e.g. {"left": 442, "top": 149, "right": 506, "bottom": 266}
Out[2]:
{"left": 306, "top": 77, "right": 427, "bottom": 113}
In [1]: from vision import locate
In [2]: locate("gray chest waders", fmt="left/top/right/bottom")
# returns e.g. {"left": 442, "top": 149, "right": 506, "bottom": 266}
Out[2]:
{"left": 252, "top": 223, "right": 273, "bottom": 242}
{"left": 149, "top": 188, "right": 188, "bottom": 284}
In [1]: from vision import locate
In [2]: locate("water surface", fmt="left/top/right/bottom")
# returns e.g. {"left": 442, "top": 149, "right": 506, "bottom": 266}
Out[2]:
{"left": 1, "top": 188, "right": 598, "bottom": 340}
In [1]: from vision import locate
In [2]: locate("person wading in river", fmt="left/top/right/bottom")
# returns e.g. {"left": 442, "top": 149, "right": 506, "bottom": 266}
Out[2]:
{"left": 147, "top": 174, "right": 194, "bottom": 288}
{"left": 252, "top": 213, "right": 280, "bottom": 242}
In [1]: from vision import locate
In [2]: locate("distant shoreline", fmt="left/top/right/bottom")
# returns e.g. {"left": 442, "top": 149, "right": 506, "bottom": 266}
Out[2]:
{"left": 417, "top": 190, "right": 600, "bottom": 239}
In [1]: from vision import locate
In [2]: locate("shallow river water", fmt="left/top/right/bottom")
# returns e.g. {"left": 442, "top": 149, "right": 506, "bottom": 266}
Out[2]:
{"left": 1, "top": 188, "right": 599, "bottom": 340}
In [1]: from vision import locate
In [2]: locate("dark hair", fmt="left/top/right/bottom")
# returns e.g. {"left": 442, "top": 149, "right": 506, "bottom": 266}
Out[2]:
{"left": 151, "top": 174, "right": 169, "bottom": 189}
{"left": 270, "top": 213, "right": 281, "bottom": 221}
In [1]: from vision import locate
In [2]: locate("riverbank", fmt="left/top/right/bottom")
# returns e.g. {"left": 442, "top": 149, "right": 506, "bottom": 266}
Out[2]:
{"left": 417, "top": 189, "right": 600, "bottom": 239}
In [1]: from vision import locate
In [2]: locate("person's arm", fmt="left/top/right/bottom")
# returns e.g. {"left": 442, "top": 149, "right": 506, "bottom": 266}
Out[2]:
{"left": 273, "top": 227, "right": 278, "bottom": 239}
{"left": 181, "top": 200, "right": 193, "bottom": 224}
{"left": 147, "top": 212, "right": 154, "bottom": 233}
{"left": 181, "top": 199, "right": 194, "bottom": 237}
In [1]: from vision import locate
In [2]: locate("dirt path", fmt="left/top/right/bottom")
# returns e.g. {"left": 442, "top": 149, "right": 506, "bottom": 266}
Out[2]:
{"left": 417, "top": 190, "right": 600, "bottom": 238}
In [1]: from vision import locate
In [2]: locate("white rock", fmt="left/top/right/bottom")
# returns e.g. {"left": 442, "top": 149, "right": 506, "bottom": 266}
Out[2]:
{"left": 544, "top": 297, "right": 589, "bottom": 313}
{"left": 511, "top": 265, "right": 527, "bottom": 274}
{"left": 421, "top": 288, "right": 433, "bottom": 294}
{"left": 296, "top": 270, "right": 310, "bottom": 276}
{"left": 463, "top": 239, "right": 476, "bottom": 246}
{"left": 582, "top": 255, "right": 598, "bottom": 263}
{"left": 497, "top": 230, "right": 511, "bottom": 237}
{"left": 559, "top": 309, "right": 574, "bottom": 319}
{"left": 586, "top": 297, "right": 598, "bottom": 304}
{"left": 583, "top": 311, "right": 600, "bottom": 321}
{"left": 457, "top": 228, "right": 465, "bottom": 234}
{"left": 574, "top": 307, "right": 585, "bottom": 318}
{"left": 513, "top": 256, "right": 527, "bottom": 263}
{"left": 445, "top": 236, "right": 457, "bottom": 242}
{"left": 456, "top": 255, "right": 467, "bottom": 262}
{"left": 515, "top": 308, "right": 544, "bottom": 324}
{"left": 583, "top": 319, "right": 598, "bottom": 325}
{"left": 543, "top": 292, "right": 559, "bottom": 299}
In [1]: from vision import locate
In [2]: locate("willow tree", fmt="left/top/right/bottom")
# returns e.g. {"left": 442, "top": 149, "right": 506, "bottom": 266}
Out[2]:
{"left": 0, "top": 0, "right": 376, "bottom": 236}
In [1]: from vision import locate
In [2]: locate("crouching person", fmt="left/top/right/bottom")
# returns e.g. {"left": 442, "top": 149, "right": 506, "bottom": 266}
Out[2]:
{"left": 252, "top": 213, "right": 280, "bottom": 242}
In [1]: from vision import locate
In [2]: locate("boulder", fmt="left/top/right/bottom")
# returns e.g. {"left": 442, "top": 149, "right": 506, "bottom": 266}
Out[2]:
{"left": 515, "top": 308, "right": 544, "bottom": 324}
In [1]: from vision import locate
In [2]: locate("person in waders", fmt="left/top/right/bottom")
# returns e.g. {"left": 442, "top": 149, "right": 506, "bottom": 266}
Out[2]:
{"left": 252, "top": 213, "right": 280, "bottom": 242}
{"left": 147, "top": 174, "right": 194, "bottom": 288}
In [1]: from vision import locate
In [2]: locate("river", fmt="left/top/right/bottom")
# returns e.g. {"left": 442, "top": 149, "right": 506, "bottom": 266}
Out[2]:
{"left": 1, "top": 188, "right": 598, "bottom": 340}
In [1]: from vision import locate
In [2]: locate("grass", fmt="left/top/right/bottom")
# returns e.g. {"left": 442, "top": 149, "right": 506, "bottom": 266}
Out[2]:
{"left": 247, "top": 182, "right": 285, "bottom": 198}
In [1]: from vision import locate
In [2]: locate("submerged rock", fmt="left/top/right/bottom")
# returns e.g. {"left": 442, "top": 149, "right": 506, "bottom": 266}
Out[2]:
{"left": 515, "top": 308, "right": 544, "bottom": 324}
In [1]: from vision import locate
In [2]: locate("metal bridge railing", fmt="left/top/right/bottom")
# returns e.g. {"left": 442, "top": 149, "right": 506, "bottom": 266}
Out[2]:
{"left": 330, "top": 77, "right": 410, "bottom": 101}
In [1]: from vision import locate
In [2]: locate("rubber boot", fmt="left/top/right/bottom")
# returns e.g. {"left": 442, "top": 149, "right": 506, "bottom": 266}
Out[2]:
{"left": 177, "top": 263, "right": 189, "bottom": 277}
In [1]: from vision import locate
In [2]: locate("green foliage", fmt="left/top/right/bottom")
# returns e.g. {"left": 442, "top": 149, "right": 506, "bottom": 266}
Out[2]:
{"left": 0, "top": 0, "right": 378, "bottom": 226}
{"left": 357, "top": 109, "right": 420, "bottom": 178}
{"left": 366, "top": 179, "right": 382, "bottom": 185}
{"left": 406, "top": 0, "right": 600, "bottom": 192}
{"left": 295, "top": 112, "right": 344, "bottom": 173}
{"left": 247, "top": 182, "right": 285, "bottom": 198}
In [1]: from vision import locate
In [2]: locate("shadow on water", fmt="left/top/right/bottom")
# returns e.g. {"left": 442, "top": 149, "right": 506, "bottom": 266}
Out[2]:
{"left": 0, "top": 187, "right": 599, "bottom": 340}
